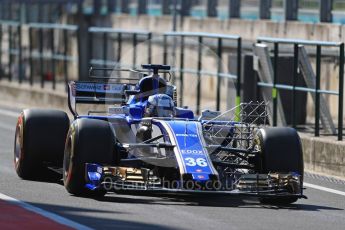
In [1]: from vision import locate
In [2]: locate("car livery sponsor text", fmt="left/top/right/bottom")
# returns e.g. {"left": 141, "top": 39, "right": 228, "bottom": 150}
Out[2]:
{"left": 75, "top": 83, "right": 124, "bottom": 94}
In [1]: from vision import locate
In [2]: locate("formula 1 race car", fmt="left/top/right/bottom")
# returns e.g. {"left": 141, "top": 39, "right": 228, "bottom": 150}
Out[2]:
{"left": 14, "top": 64, "right": 306, "bottom": 204}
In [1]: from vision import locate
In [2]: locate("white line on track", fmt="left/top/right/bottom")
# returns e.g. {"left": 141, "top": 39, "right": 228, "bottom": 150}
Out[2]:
{"left": 0, "top": 192, "right": 93, "bottom": 230}
{"left": 0, "top": 108, "right": 20, "bottom": 118}
{"left": 304, "top": 182, "right": 345, "bottom": 197}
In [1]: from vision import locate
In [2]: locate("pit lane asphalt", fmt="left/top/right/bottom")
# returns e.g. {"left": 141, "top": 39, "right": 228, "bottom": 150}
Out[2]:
{"left": 0, "top": 105, "right": 344, "bottom": 230}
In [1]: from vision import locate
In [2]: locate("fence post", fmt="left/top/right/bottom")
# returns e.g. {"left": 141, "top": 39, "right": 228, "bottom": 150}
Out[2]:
{"left": 163, "top": 34, "right": 168, "bottom": 86}
{"left": 19, "top": 2, "right": 25, "bottom": 23}
{"left": 273, "top": 42, "right": 279, "bottom": 126}
{"left": 29, "top": 27, "right": 33, "bottom": 86}
{"left": 25, "top": 2, "right": 31, "bottom": 23}
{"left": 77, "top": 20, "right": 90, "bottom": 81}
{"left": 147, "top": 32, "right": 152, "bottom": 64}
{"left": 132, "top": 33, "right": 137, "bottom": 69}
{"left": 93, "top": 0, "right": 101, "bottom": 15}
{"left": 38, "top": 3, "right": 43, "bottom": 22}
{"left": 50, "top": 28, "right": 56, "bottom": 90}
{"left": 8, "top": 1, "right": 13, "bottom": 20}
{"left": 320, "top": 0, "right": 333, "bottom": 23}
{"left": 121, "top": 0, "right": 130, "bottom": 14}
{"left": 162, "top": 0, "right": 171, "bottom": 15}
{"left": 77, "top": 0, "right": 83, "bottom": 15}
{"left": 103, "top": 32, "right": 108, "bottom": 74}
{"left": 117, "top": 33, "right": 122, "bottom": 63}
{"left": 163, "top": 35, "right": 167, "bottom": 65}
{"left": 89, "top": 29, "right": 93, "bottom": 67}
{"left": 292, "top": 43, "right": 299, "bottom": 128}
{"left": 315, "top": 45, "right": 321, "bottom": 136}
{"left": 260, "top": 0, "right": 271, "bottom": 19}
{"left": 179, "top": 35, "right": 184, "bottom": 106}
{"left": 18, "top": 24, "right": 23, "bottom": 84}
{"left": 0, "top": 3, "right": 3, "bottom": 20}
{"left": 338, "top": 43, "right": 344, "bottom": 141}
{"left": 39, "top": 28, "right": 44, "bottom": 88}
{"left": 285, "top": 0, "right": 299, "bottom": 21}
{"left": 63, "top": 29, "right": 68, "bottom": 90}
{"left": 207, "top": 0, "right": 218, "bottom": 18}
{"left": 229, "top": 0, "right": 240, "bottom": 18}
{"left": 216, "top": 38, "right": 222, "bottom": 111}
{"left": 196, "top": 36, "right": 203, "bottom": 115}
{"left": 8, "top": 26, "right": 12, "bottom": 81}
{"left": 108, "top": 0, "right": 117, "bottom": 13}
{"left": 181, "top": 0, "right": 192, "bottom": 17}
{"left": 138, "top": 0, "right": 148, "bottom": 15}
{"left": 235, "top": 37, "right": 242, "bottom": 119}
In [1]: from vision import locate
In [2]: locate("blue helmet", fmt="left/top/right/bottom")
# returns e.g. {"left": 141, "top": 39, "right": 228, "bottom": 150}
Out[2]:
{"left": 145, "top": 94, "right": 174, "bottom": 117}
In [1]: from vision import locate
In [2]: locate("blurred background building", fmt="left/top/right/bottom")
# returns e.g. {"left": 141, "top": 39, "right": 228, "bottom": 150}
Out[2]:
{"left": 0, "top": 0, "right": 345, "bottom": 24}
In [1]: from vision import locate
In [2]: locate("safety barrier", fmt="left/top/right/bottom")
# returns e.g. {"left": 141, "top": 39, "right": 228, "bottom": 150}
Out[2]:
{"left": 28, "top": 23, "right": 78, "bottom": 89}
{"left": 0, "top": 21, "right": 78, "bottom": 90}
{"left": 88, "top": 27, "right": 152, "bottom": 70}
{"left": 163, "top": 32, "right": 242, "bottom": 115}
{"left": 0, "top": 20, "right": 21, "bottom": 83}
{"left": 257, "top": 37, "right": 344, "bottom": 140}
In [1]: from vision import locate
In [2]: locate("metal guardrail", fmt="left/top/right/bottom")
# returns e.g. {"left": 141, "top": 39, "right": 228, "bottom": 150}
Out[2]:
{"left": 0, "top": 20, "right": 21, "bottom": 83}
{"left": 87, "top": 28, "right": 242, "bottom": 116}
{"left": 257, "top": 37, "right": 344, "bottom": 141}
{"left": 163, "top": 31, "right": 242, "bottom": 115}
{"left": 88, "top": 27, "right": 152, "bottom": 71}
{"left": 28, "top": 23, "right": 78, "bottom": 89}
{"left": 0, "top": 21, "right": 78, "bottom": 90}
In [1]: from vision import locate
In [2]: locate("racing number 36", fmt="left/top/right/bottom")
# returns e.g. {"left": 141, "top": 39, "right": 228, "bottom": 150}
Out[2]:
{"left": 185, "top": 158, "right": 208, "bottom": 167}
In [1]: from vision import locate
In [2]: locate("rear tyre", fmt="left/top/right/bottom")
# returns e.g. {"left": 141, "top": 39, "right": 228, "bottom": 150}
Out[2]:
{"left": 255, "top": 127, "right": 304, "bottom": 205}
{"left": 14, "top": 109, "right": 70, "bottom": 180}
{"left": 63, "top": 119, "right": 116, "bottom": 197}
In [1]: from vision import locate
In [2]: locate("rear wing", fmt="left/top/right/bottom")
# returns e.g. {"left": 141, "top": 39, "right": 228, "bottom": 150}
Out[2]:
{"left": 68, "top": 81, "right": 130, "bottom": 116}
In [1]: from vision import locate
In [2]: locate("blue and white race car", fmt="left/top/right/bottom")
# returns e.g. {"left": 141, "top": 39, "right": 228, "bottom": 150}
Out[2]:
{"left": 14, "top": 64, "right": 305, "bottom": 204}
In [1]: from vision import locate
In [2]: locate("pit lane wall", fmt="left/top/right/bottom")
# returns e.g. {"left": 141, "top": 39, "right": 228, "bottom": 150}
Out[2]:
{"left": 299, "top": 133, "right": 345, "bottom": 178}
{"left": 1, "top": 81, "right": 344, "bottom": 179}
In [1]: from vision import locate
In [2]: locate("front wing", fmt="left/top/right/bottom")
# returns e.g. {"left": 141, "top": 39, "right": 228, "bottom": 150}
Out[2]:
{"left": 84, "top": 163, "right": 307, "bottom": 199}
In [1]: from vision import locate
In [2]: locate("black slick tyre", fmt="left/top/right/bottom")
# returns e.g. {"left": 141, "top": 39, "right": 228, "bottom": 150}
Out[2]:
{"left": 14, "top": 109, "right": 69, "bottom": 180}
{"left": 63, "top": 119, "right": 116, "bottom": 197}
{"left": 255, "top": 127, "right": 304, "bottom": 205}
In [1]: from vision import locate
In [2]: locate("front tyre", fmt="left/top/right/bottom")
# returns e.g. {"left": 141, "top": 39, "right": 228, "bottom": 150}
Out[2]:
{"left": 256, "top": 127, "right": 304, "bottom": 205}
{"left": 63, "top": 119, "right": 115, "bottom": 197}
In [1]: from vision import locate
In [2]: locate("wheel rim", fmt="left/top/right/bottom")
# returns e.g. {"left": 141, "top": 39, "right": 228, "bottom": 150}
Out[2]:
{"left": 63, "top": 137, "right": 72, "bottom": 183}
{"left": 14, "top": 126, "right": 21, "bottom": 168}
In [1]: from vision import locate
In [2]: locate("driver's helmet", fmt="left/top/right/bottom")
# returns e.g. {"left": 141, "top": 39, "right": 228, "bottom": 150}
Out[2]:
{"left": 145, "top": 94, "right": 174, "bottom": 117}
